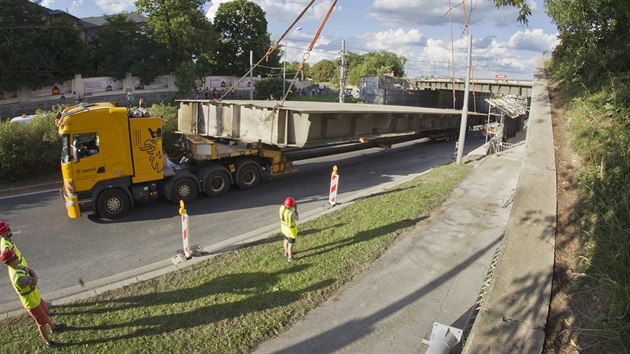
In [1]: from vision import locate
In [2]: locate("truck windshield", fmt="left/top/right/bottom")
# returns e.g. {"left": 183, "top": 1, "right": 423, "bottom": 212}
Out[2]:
{"left": 61, "top": 135, "right": 71, "bottom": 163}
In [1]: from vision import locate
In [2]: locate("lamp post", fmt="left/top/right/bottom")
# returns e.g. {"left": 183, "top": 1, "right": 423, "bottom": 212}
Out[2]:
{"left": 456, "top": 33, "right": 472, "bottom": 164}
{"left": 283, "top": 45, "right": 286, "bottom": 94}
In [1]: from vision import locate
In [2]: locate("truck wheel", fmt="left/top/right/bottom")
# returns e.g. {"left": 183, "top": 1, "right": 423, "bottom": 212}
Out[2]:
{"left": 172, "top": 178, "right": 198, "bottom": 203}
{"left": 97, "top": 188, "right": 130, "bottom": 219}
{"left": 202, "top": 169, "right": 231, "bottom": 197}
{"left": 235, "top": 162, "right": 261, "bottom": 190}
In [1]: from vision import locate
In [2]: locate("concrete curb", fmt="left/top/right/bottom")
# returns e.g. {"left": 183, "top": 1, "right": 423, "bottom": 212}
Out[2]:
{"left": 462, "top": 58, "right": 556, "bottom": 353}
{"left": 0, "top": 182, "right": 61, "bottom": 197}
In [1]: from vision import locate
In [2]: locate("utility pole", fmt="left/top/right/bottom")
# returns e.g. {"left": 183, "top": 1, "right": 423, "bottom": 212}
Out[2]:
{"left": 339, "top": 39, "right": 346, "bottom": 103}
{"left": 249, "top": 50, "right": 254, "bottom": 100}
{"left": 456, "top": 34, "right": 472, "bottom": 164}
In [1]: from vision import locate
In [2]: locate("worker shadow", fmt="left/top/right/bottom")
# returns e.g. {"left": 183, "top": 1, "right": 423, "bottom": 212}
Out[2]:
{"left": 350, "top": 185, "right": 415, "bottom": 202}
{"left": 58, "top": 267, "right": 334, "bottom": 347}
{"left": 204, "top": 222, "right": 345, "bottom": 257}
{"left": 267, "top": 238, "right": 501, "bottom": 354}
{"left": 52, "top": 264, "right": 310, "bottom": 316}
{"left": 298, "top": 216, "right": 429, "bottom": 261}
{"left": 297, "top": 222, "right": 345, "bottom": 239}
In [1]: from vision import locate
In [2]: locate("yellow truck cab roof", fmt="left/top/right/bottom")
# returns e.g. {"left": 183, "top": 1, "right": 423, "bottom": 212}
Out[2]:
{"left": 58, "top": 102, "right": 123, "bottom": 133}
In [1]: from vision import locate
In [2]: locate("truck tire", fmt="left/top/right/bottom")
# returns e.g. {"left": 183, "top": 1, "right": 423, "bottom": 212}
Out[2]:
{"left": 201, "top": 168, "right": 231, "bottom": 197}
{"left": 171, "top": 178, "right": 198, "bottom": 204}
{"left": 235, "top": 161, "right": 261, "bottom": 190}
{"left": 96, "top": 188, "right": 130, "bottom": 219}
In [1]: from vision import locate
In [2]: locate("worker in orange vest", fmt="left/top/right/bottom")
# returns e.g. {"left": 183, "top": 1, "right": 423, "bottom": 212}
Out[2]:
{"left": 279, "top": 197, "right": 299, "bottom": 262}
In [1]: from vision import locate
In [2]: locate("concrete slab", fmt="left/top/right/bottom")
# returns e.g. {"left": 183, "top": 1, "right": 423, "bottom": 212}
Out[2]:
{"left": 177, "top": 100, "right": 487, "bottom": 146}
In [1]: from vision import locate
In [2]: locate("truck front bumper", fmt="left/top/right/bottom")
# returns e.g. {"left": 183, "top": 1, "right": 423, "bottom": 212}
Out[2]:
{"left": 62, "top": 188, "right": 82, "bottom": 218}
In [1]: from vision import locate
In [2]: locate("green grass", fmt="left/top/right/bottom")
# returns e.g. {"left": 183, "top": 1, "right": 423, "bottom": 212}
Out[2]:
{"left": 554, "top": 77, "right": 630, "bottom": 351}
{"left": 0, "top": 163, "right": 471, "bottom": 353}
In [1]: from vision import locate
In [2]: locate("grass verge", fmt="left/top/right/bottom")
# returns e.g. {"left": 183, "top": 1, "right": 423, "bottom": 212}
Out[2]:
{"left": 0, "top": 163, "right": 471, "bottom": 353}
{"left": 556, "top": 84, "right": 630, "bottom": 351}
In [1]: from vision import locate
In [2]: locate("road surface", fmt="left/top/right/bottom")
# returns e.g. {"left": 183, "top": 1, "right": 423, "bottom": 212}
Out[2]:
{"left": 0, "top": 137, "right": 483, "bottom": 306}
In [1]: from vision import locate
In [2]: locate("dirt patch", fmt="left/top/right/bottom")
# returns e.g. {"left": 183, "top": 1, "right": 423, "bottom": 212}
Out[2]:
{"left": 544, "top": 82, "right": 599, "bottom": 353}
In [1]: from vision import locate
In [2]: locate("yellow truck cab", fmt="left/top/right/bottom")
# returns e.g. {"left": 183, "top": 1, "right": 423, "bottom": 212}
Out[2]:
{"left": 57, "top": 102, "right": 199, "bottom": 218}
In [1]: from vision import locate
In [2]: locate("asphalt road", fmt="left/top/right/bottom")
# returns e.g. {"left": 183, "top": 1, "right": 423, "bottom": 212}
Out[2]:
{"left": 0, "top": 136, "right": 484, "bottom": 306}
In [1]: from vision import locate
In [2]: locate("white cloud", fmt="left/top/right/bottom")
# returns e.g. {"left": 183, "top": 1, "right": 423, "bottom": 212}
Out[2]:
{"left": 40, "top": 0, "right": 84, "bottom": 13}
{"left": 368, "top": 0, "right": 523, "bottom": 28}
{"left": 69, "top": 0, "right": 84, "bottom": 14}
{"left": 40, "top": 0, "right": 55, "bottom": 8}
{"left": 260, "top": 0, "right": 338, "bottom": 23}
{"left": 507, "top": 28, "right": 558, "bottom": 53}
{"left": 282, "top": 31, "right": 337, "bottom": 64}
{"left": 206, "top": 0, "right": 232, "bottom": 21}
{"left": 42, "top": 0, "right": 132, "bottom": 17}
{"left": 358, "top": 28, "right": 425, "bottom": 51}
{"left": 94, "top": 0, "right": 134, "bottom": 14}
{"left": 207, "top": 0, "right": 338, "bottom": 24}
{"left": 405, "top": 34, "right": 537, "bottom": 79}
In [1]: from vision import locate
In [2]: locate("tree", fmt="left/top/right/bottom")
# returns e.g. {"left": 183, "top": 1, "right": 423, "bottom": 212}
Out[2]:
{"left": 493, "top": 0, "right": 532, "bottom": 24}
{"left": 254, "top": 77, "right": 285, "bottom": 100}
{"left": 213, "top": 0, "right": 280, "bottom": 76}
{"left": 282, "top": 61, "right": 310, "bottom": 82}
{"left": 546, "top": 0, "right": 630, "bottom": 89}
{"left": 0, "top": 0, "right": 89, "bottom": 92}
{"left": 346, "top": 51, "right": 406, "bottom": 86}
{"left": 310, "top": 59, "right": 337, "bottom": 84}
{"left": 89, "top": 13, "right": 169, "bottom": 84}
{"left": 91, "top": 14, "right": 142, "bottom": 80}
{"left": 173, "top": 61, "right": 199, "bottom": 96}
{"left": 136, "top": 0, "right": 215, "bottom": 75}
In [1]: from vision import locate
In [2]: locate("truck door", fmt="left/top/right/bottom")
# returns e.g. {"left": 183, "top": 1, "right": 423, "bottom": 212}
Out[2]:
{"left": 71, "top": 131, "right": 105, "bottom": 192}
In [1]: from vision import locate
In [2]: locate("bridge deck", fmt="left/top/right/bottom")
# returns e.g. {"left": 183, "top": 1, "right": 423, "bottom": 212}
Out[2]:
{"left": 177, "top": 100, "right": 486, "bottom": 147}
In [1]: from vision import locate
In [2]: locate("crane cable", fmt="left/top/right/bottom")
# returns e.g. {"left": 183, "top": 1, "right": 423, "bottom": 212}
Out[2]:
{"left": 279, "top": 0, "right": 338, "bottom": 106}
{"left": 218, "top": 0, "right": 318, "bottom": 101}
{"left": 271, "top": 0, "right": 336, "bottom": 146}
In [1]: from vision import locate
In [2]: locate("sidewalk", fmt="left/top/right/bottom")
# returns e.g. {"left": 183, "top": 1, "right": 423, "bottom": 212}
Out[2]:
{"left": 254, "top": 144, "right": 524, "bottom": 353}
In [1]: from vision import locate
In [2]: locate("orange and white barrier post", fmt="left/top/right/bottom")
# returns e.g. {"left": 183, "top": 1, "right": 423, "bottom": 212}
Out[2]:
{"left": 179, "top": 200, "right": 191, "bottom": 259}
{"left": 329, "top": 165, "right": 339, "bottom": 207}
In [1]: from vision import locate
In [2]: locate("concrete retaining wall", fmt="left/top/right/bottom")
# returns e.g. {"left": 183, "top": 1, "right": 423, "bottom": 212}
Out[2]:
{"left": 462, "top": 59, "right": 556, "bottom": 353}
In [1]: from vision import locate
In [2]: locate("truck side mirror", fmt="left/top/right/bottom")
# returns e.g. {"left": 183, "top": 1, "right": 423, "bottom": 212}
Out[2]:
{"left": 72, "top": 137, "right": 80, "bottom": 163}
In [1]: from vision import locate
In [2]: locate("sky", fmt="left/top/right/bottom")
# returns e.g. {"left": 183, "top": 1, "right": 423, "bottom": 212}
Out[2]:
{"left": 39, "top": 0, "right": 559, "bottom": 80}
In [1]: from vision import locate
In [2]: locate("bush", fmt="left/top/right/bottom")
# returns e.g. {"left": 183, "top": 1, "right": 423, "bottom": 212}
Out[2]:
{"left": 0, "top": 106, "right": 63, "bottom": 181}
{"left": 148, "top": 103, "right": 180, "bottom": 154}
{"left": 254, "top": 77, "right": 285, "bottom": 100}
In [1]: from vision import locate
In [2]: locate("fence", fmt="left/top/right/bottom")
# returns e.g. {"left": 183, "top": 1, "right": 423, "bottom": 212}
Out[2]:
{"left": 0, "top": 74, "right": 315, "bottom": 120}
